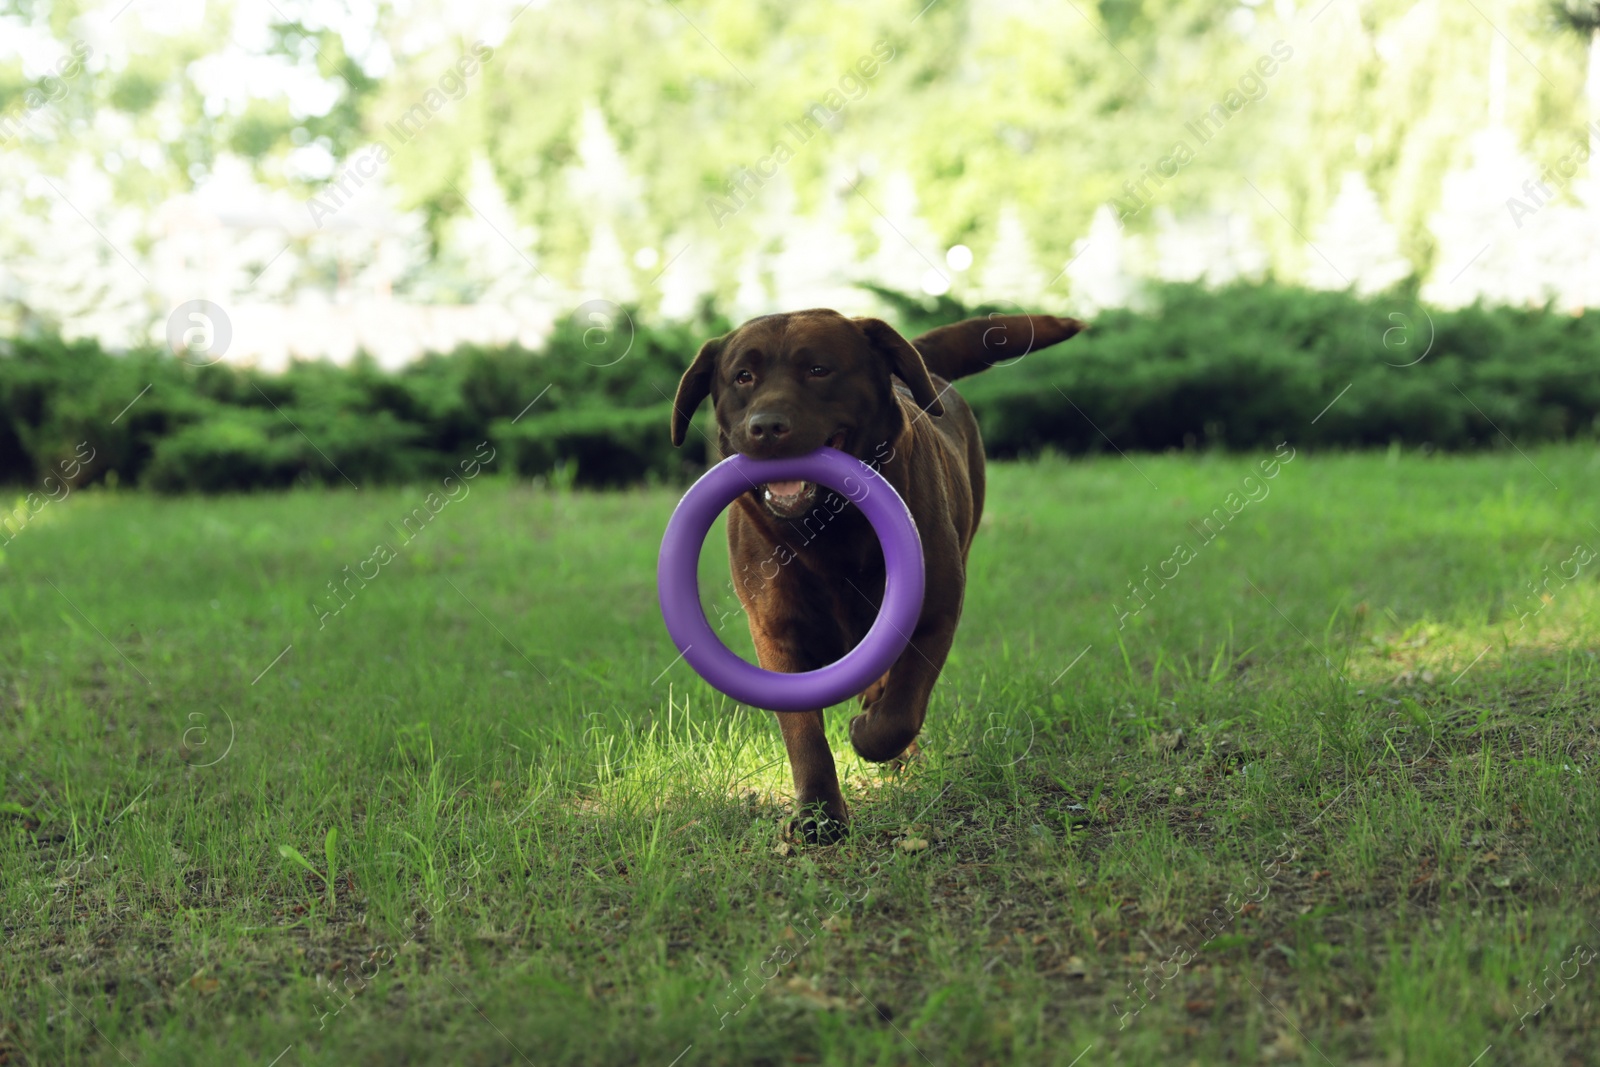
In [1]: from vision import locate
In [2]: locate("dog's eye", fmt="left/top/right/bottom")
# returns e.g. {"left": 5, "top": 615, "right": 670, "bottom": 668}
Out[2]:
{"left": 808, "top": 365, "right": 831, "bottom": 378}
{"left": 734, "top": 369, "right": 754, "bottom": 385}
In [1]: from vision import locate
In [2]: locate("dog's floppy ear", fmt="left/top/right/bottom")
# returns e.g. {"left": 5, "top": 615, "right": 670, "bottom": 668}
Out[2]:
{"left": 854, "top": 317, "right": 944, "bottom": 418}
{"left": 670, "top": 335, "right": 724, "bottom": 447}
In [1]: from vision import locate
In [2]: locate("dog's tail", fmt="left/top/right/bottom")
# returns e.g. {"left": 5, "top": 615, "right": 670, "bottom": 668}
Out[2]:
{"left": 910, "top": 314, "right": 1085, "bottom": 382}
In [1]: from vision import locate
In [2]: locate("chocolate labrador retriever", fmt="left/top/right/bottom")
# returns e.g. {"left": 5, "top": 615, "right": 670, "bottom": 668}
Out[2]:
{"left": 670, "top": 309, "right": 1083, "bottom": 842}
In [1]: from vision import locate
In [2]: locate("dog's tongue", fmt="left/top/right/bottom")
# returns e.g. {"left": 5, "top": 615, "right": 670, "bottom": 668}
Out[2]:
{"left": 767, "top": 479, "right": 807, "bottom": 497}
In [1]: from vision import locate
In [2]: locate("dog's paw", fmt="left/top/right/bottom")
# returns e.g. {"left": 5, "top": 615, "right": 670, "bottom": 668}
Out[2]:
{"left": 786, "top": 805, "right": 849, "bottom": 846}
{"left": 857, "top": 673, "right": 889, "bottom": 711}
{"left": 848, "top": 712, "right": 919, "bottom": 764}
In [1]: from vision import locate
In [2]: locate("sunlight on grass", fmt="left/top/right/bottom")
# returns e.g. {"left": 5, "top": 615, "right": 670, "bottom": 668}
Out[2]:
{"left": 580, "top": 688, "right": 793, "bottom": 819}
{"left": 1346, "top": 580, "right": 1600, "bottom": 688}
{"left": 3, "top": 448, "right": 1597, "bottom": 1065}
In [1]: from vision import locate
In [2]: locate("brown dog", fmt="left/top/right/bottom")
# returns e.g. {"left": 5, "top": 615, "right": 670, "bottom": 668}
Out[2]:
{"left": 670, "top": 309, "right": 1083, "bottom": 841}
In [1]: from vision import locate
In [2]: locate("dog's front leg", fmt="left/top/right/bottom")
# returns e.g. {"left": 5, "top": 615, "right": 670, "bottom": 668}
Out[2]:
{"left": 776, "top": 707, "right": 850, "bottom": 844}
{"left": 848, "top": 619, "right": 956, "bottom": 764}
{"left": 743, "top": 629, "right": 850, "bottom": 844}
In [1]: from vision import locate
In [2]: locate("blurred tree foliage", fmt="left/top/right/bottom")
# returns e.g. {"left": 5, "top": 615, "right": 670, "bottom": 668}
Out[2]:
{"left": 2, "top": 0, "right": 1594, "bottom": 295}
{"left": 306, "top": 0, "right": 1598, "bottom": 282}
{"left": 0, "top": 0, "right": 382, "bottom": 192}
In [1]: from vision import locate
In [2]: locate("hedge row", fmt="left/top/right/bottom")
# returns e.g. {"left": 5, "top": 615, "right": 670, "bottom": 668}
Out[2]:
{"left": 1, "top": 282, "right": 1596, "bottom": 494}
{"left": 0, "top": 310, "right": 725, "bottom": 493}
{"left": 959, "top": 283, "right": 1600, "bottom": 456}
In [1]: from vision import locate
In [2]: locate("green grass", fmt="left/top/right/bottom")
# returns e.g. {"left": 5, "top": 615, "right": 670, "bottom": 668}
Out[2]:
{"left": 3, "top": 444, "right": 1598, "bottom": 1065}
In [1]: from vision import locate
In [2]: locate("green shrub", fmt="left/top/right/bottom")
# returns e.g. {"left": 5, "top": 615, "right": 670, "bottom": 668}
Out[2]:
{"left": 0, "top": 283, "right": 1594, "bottom": 494}
{"left": 143, "top": 411, "right": 303, "bottom": 493}
{"left": 955, "top": 282, "right": 1600, "bottom": 456}
{"left": 493, "top": 405, "right": 678, "bottom": 487}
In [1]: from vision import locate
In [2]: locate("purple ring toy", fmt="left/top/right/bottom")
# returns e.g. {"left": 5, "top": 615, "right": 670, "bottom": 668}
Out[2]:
{"left": 657, "top": 447, "right": 925, "bottom": 712}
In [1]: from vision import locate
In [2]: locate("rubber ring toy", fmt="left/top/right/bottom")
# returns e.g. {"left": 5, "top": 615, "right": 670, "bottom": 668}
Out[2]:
{"left": 657, "top": 447, "right": 925, "bottom": 712}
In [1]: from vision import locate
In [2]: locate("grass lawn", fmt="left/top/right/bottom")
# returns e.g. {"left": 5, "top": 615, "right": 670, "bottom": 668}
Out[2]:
{"left": 2, "top": 444, "right": 1598, "bottom": 1066}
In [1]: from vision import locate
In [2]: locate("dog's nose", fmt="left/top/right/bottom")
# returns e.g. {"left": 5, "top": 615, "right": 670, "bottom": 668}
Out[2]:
{"left": 746, "top": 411, "right": 792, "bottom": 441}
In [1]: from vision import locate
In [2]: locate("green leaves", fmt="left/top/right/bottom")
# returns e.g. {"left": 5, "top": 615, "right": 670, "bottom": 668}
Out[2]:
{"left": 277, "top": 827, "right": 339, "bottom": 907}
{"left": 325, "top": 827, "right": 340, "bottom": 900}
{"left": 7, "top": 282, "right": 1599, "bottom": 495}
{"left": 1548, "top": 0, "right": 1600, "bottom": 36}
{"left": 276, "top": 843, "right": 320, "bottom": 880}
{"left": 957, "top": 281, "right": 1600, "bottom": 457}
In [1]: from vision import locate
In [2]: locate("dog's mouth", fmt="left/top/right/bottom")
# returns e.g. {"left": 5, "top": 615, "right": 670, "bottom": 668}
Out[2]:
{"left": 758, "top": 430, "right": 846, "bottom": 518}
{"left": 761, "top": 479, "right": 817, "bottom": 518}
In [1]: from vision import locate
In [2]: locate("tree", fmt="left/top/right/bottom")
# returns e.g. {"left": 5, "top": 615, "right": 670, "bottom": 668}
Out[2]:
{"left": 1551, "top": 0, "right": 1600, "bottom": 164}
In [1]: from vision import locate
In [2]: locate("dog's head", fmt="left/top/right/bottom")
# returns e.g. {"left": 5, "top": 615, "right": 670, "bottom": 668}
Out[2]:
{"left": 669, "top": 309, "right": 942, "bottom": 518}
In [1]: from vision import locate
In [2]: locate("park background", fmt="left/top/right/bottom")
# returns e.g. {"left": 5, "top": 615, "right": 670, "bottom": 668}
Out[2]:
{"left": 2, "top": 0, "right": 1599, "bottom": 488}
{"left": 3, "top": 1, "right": 1600, "bottom": 1065}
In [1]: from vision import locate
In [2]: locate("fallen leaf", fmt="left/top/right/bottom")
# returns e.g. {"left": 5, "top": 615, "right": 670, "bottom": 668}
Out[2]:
{"left": 187, "top": 971, "right": 220, "bottom": 994}
{"left": 898, "top": 837, "right": 929, "bottom": 853}
{"left": 781, "top": 977, "right": 848, "bottom": 1010}
{"left": 1150, "top": 729, "right": 1186, "bottom": 754}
